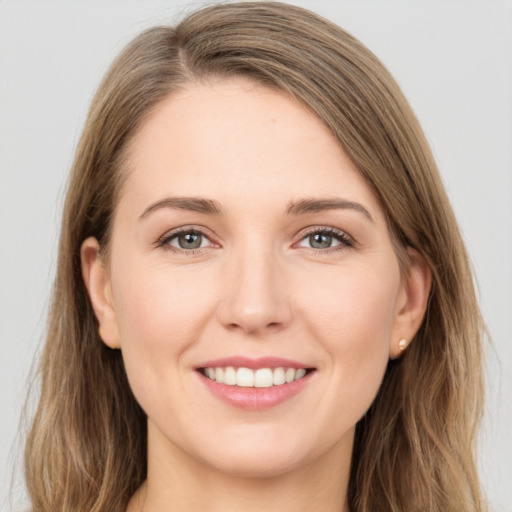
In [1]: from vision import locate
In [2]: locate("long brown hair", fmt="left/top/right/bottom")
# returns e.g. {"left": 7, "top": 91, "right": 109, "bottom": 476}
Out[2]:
{"left": 24, "top": 2, "right": 485, "bottom": 511}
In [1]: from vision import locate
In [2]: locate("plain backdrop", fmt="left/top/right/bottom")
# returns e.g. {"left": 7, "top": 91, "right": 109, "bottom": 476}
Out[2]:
{"left": 1, "top": 1, "right": 511, "bottom": 510}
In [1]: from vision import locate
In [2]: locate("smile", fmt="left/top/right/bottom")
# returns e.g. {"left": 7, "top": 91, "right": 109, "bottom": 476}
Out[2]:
{"left": 200, "top": 366, "right": 311, "bottom": 388}
{"left": 196, "top": 357, "right": 316, "bottom": 410}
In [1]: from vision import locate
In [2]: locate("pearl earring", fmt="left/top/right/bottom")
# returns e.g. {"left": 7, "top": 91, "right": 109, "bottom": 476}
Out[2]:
{"left": 398, "top": 338, "right": 408, "bottom": 351}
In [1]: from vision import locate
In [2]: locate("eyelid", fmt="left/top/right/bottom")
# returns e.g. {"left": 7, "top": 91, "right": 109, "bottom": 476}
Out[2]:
{"left": 156, "top": 225, "right": 219, "bottom": 253}
{"left": 155, "top": 224, "right": 354, "bottom": 254}
{"left": 294, "top": 226, "right": 355, "bottom": 251}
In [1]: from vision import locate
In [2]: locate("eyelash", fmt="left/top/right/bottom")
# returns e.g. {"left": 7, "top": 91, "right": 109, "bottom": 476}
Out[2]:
{"left": 156, "top": 226, "right": 354, "bottom": 255}
{"left": 156, "top": 227, "right": 216, "bottom": 255}
{"left": 296, "top": 227, "right": 354, "bottom": 253}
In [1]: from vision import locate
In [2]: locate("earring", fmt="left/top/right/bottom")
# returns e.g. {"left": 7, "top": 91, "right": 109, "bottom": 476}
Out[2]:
{"left": 398, "top": 338, "right": 408, "bottom": 352}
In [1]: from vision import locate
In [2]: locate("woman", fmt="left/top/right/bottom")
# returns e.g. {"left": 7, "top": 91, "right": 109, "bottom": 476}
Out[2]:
{"left": 24, "top": 2, "right": 485, "bottom": 511}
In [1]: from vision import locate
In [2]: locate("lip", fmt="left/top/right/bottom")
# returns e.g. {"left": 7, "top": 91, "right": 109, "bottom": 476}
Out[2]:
{"left": 196, "top": 356, "right": 312, "bottom": 370}
{"left": 195, "top": 356, "right": 316, "bottom": 411}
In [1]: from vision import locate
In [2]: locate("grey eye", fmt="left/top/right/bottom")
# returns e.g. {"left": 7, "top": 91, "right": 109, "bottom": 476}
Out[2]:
{"left": 308, "top": 233, "right": 333, "bottom": 249}
{"left": 297, "top": 229, "right": 349, "bottom": 250}
{"left": 179, "top": 232, "right": 202, "bottom": 249}
{"left": 168, "top": 231, "right": 209, "bottom": 250}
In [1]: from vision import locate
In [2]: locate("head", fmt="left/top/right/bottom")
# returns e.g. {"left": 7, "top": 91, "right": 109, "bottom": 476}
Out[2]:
{"left": 25, "top": 2, "right": 484, "bottom": 511}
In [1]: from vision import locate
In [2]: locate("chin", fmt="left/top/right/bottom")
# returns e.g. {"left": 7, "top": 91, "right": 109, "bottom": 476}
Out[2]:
{"left": 207, "top": 448, "right": 306, "bottom": 479}
{"left": 192, "top": 427, "right": 324, "bottom": 479}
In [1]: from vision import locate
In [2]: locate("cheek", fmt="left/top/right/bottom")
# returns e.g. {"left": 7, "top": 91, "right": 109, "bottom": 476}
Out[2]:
{"left": 298, "top": 261, "right": 399, "bottom": 414}
{"left": 110, "top": 259, "right": 217, "bottom": 390}
{"left": 301, "top": 260, "right": 399, "bottom": 343}
{"left": 114, "top": 257, "right": 213, "bottom": 336}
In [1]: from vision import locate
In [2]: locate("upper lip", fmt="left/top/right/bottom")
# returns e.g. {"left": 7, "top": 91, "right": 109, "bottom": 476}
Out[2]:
{"left": 196, "top": 356, "right": 314, "bottom": 370}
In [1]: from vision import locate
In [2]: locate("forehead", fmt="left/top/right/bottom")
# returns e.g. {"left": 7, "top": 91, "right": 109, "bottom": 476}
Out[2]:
{"left": 119, "top": 78, "right": 384, "bottom": 222}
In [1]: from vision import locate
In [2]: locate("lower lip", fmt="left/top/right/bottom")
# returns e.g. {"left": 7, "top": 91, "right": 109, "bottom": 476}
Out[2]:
{"left": 197, "top": 371, "right": 314, "bottom": 411}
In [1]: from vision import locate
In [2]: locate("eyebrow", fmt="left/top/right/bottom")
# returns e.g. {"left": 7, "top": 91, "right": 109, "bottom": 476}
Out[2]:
{"left": 138, "top": 196, "right": 373, "bottom": 222}
{"left": 139, "top": 197, "right": 223, "bottom": 220}
{"left": 286, "top": 198, "right": 374, "bottom": 222}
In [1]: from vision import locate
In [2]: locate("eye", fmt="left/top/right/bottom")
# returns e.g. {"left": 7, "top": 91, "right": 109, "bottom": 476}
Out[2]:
{"left": 159, "top": 229, "right": 214, "bottom": 252}
{"left": 296, "top": 228, "right": 353, "bottom": 251}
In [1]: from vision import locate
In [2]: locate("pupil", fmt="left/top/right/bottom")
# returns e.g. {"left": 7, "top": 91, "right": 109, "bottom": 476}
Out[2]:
{"left": 179, "top": 232, "right": 202, "bottom": 249}
{"left": 310, "top": 233, "right": 331, "bottom": 249}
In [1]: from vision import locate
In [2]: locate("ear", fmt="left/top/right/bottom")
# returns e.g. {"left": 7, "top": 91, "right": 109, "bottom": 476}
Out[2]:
{"left": 389, "top": 248, "right": 432, "bottom": 359}
{"left": 81, "top": 237, "right": 121, "bottom": 349}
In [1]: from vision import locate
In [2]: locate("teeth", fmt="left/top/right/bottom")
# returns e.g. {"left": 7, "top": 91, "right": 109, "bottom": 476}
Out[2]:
{"left": 285, "top": 368, "right": 296, "bottom": 383}
{"left": 273, "top": 367, "right": 286, "bottom": 385}
{"left": 237, "top": 367, "right": 254, "bottom": 387}
{"left": 202, "top": 366, "right": 310, "bottom": 387}
{"left": 224, "top": 366, "right": 237, "bottom": 385}
{"left": 295, "top": 368, "right": 306, "bottom": 380}
{"left": 254, "top": 368, "right": 273, "bottom": 388}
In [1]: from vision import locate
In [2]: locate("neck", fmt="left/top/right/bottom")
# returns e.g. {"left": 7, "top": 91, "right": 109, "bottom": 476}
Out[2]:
{"left": 128, "top": 421, "right": 353, "bottom": 512}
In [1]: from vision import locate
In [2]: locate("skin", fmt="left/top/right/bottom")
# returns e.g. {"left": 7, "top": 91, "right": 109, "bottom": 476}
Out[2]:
{"left": 82, "top": 79, "right": 431, "bottom": 512}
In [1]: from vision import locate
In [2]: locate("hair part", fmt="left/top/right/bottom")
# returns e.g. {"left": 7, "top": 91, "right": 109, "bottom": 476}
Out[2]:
{"left": 24, "top": 3, "right": 485, "bottom": 511}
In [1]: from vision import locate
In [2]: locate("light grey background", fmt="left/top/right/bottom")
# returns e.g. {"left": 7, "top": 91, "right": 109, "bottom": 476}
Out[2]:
{"left": 1, "top": 1, "right": 511, "bottom": 510}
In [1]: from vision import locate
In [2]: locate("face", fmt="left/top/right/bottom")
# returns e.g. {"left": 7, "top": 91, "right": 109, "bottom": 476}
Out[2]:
{"left": 83, "top": 79, "right": 427, "bottom": 479}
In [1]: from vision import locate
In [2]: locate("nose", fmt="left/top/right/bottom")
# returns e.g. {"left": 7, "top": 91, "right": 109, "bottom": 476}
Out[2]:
{"left": 216, "top": 246, "right": 293, "bottom": 336}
